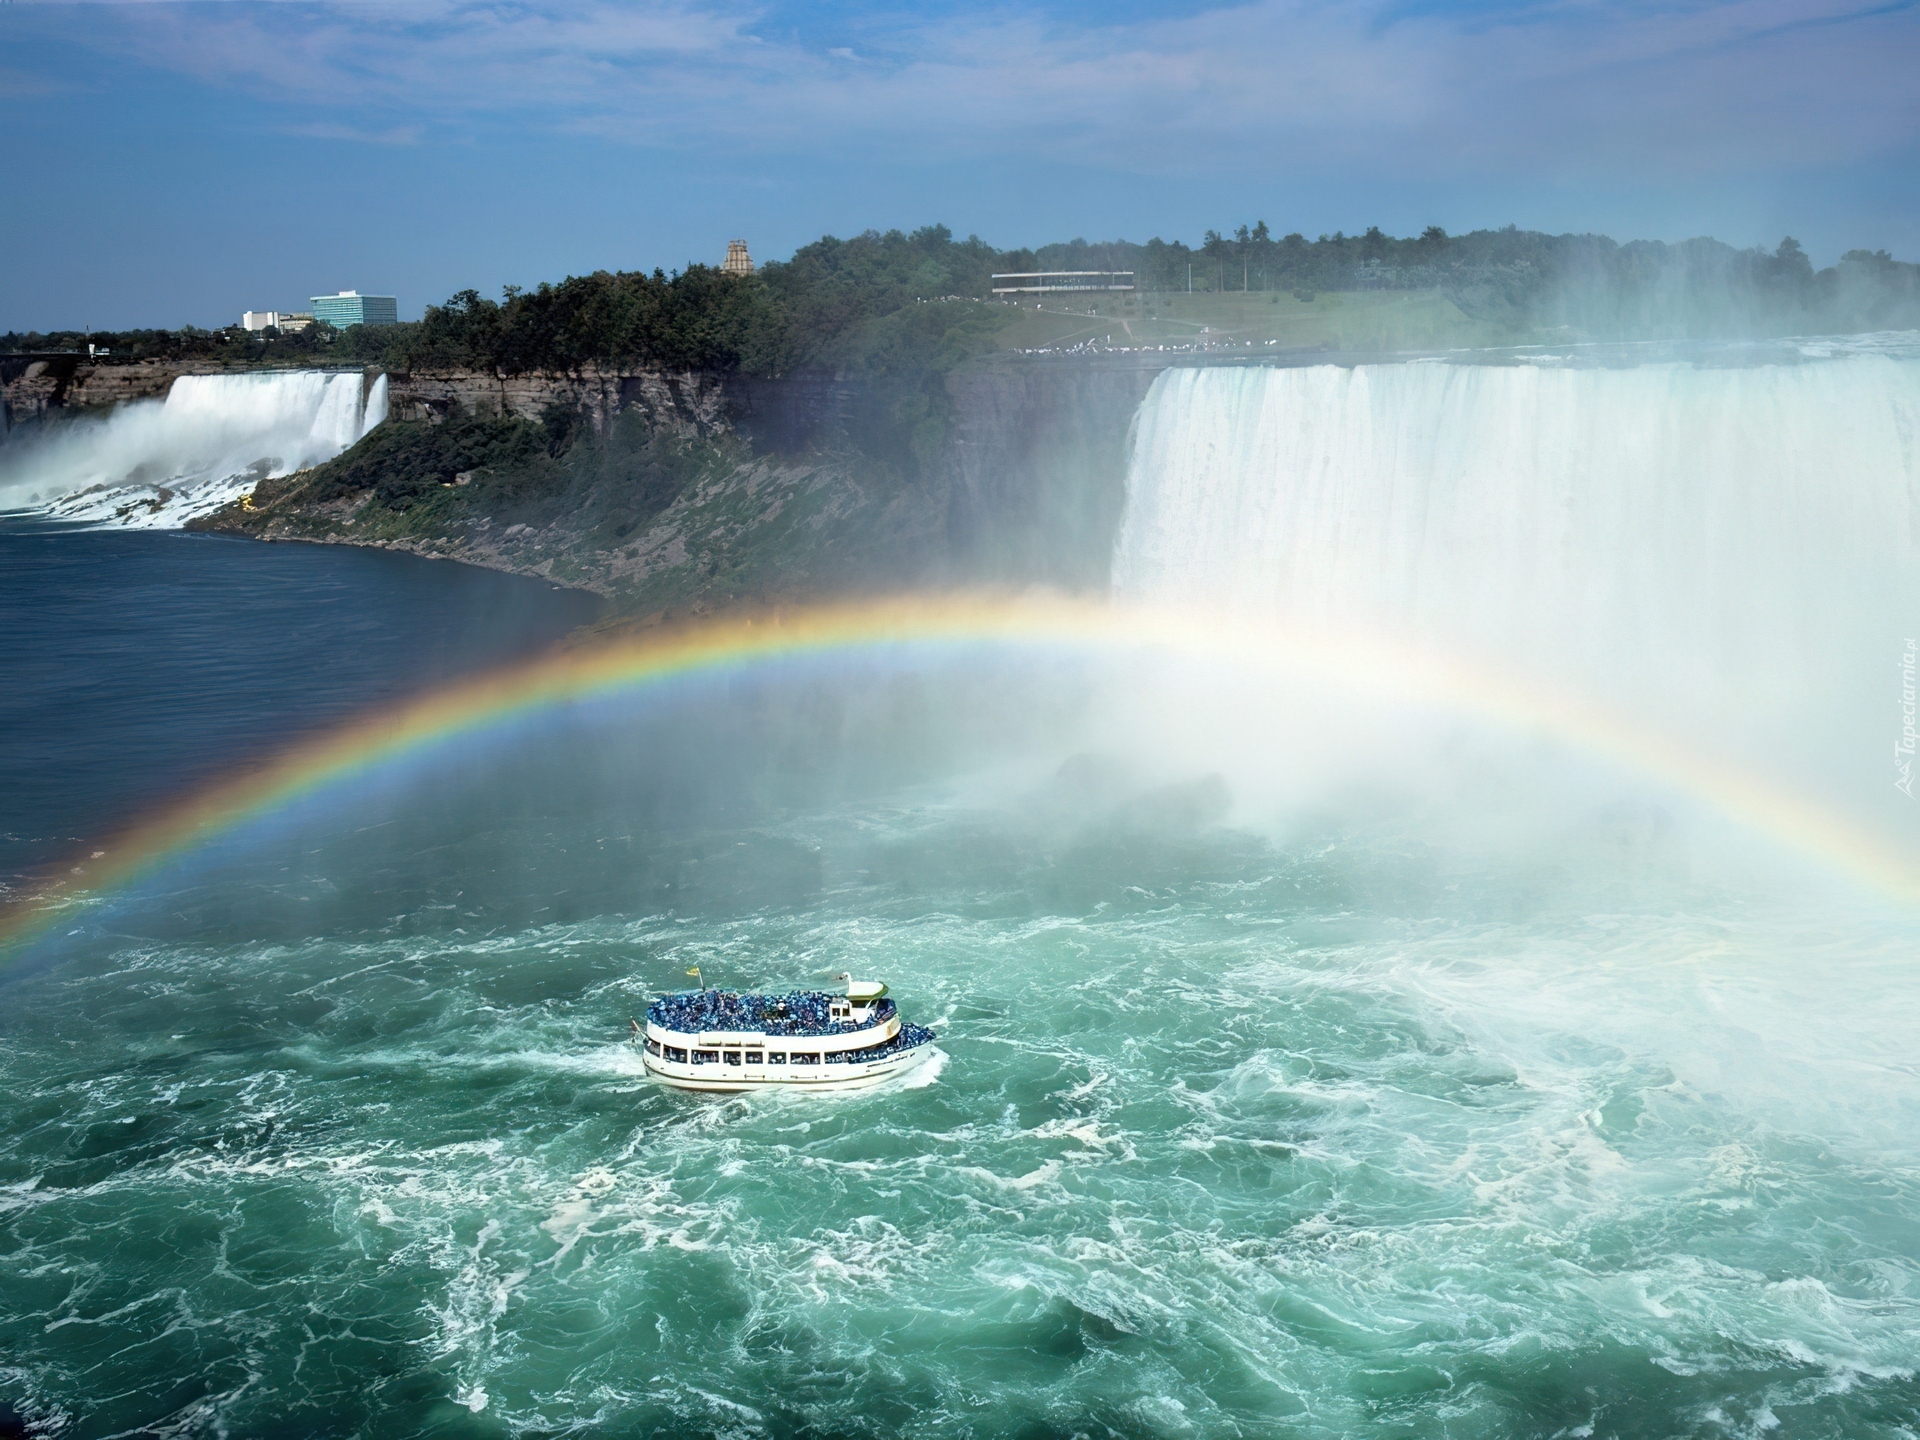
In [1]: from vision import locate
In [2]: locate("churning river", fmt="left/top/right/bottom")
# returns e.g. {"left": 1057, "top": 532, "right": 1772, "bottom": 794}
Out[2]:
{"left": 3, "top": 347, "right": 1919, "bottom": 1439}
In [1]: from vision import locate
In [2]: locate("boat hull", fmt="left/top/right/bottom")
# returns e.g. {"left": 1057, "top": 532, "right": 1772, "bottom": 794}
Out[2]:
{"left": 643, "top": 1042, "right": 937, "bottom": 1093}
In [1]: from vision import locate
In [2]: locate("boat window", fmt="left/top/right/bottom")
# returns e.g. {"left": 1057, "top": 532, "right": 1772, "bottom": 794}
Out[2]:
{"left": 665, "top": 1046, "right": 687, "bottom": 1062}
{"left": 745, "top": 1051, "right": 763, "bottom": 1063}
{"left": 645, "top": 1040, "right": 661, "bottom": 1056}
{"left": 766, "top": 1052, "right": 786, "bottom": 1064}
{"left": 693, "top": 1049, "right": 720, "bottom": 1064}
{"left": 724, "top": 1050, "right": 743, "bottom": 1066}
{"left": 791, "top": 1052, "right": 819, "bottom": 1065}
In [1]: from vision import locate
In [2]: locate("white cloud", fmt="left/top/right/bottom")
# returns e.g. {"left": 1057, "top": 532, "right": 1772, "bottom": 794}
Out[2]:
{"left": 282, "top": 120, "right": 425, "bottom": 145}
{"left": 28, "top": 0, "right": 1920, "bottom": 180}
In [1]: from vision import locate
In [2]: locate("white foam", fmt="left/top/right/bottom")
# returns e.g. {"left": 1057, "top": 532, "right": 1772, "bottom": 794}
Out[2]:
{"left": 1114, "top": 356, "right": 1920, "bottom": 820}
{"left": 0, "top": 369, "right": 387, "bottom": 527}
{"left": 894, "top": 1045, "right": 949, "bottom": 1089}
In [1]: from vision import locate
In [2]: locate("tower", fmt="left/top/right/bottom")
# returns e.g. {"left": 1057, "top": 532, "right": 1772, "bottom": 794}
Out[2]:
{"left": 722, "top": 239, "right": 754, "bottom": 276}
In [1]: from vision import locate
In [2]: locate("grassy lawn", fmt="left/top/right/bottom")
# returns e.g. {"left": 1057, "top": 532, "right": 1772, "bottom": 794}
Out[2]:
{"left": 986, "top": 287, "right": 1514, "bottom": 355}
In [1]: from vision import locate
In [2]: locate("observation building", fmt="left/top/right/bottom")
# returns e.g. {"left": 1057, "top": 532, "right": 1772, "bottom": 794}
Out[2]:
{"left": 991, "top": 271, "right": 1135, "bottom": 295}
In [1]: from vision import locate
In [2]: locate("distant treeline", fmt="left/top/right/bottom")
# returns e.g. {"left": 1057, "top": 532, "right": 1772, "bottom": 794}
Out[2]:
{"left": 8, "top": 223, "right": 1919, "bottom": 374}
{"left": 1034, "top": 224, "right": 1920, "bottom": 336}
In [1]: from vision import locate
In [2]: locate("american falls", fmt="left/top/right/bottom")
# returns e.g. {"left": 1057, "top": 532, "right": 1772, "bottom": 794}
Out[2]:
{"left": 0, "top": 369, "right": 388, "bottom": 528}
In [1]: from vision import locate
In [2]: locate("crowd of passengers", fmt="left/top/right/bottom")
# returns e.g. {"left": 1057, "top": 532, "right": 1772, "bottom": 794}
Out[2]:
{"left": 646, "top": 989, "right": 896, "bottom": 1037}
{"left": 646, "top": 1022, "right": 937, "bottom": 1067}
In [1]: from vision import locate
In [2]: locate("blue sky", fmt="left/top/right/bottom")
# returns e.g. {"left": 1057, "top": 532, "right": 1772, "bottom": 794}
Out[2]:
{"left": 3, "top": 0, "right": 1916, "bottom": 330}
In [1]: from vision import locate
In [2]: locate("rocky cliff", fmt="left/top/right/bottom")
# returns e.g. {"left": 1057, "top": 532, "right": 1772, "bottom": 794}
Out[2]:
{"left": 0, "top": 357, "right": 613, "bottom": 433}
{"left": 165, "top": 357, "right": 1164, "bottom": 618}
{"left": 1, "top": 355, "right": 237, "bottom": 428}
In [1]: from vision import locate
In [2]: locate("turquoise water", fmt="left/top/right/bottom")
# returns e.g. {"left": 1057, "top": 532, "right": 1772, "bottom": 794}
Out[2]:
{"left": 6, "top": 649, "right": 1919, "bottom": 1439}
{"left": 10, "top": 349, "right": 1920, "bottom": 1438}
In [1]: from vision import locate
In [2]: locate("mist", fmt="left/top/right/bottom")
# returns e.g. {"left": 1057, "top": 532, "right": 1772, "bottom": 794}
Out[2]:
{"left": 28, "top": 340, "right": 1918, "bottom": 937}
{"left": 0, "top": 369, "right": 385, "bottom": 526}
{"left": 1117, "top": 350, "right": 1920, "bottom": 839}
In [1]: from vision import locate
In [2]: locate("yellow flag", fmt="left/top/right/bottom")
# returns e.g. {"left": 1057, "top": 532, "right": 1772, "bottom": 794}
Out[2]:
{"left": 686, "top": 967, "right": 702, "bottom": 977}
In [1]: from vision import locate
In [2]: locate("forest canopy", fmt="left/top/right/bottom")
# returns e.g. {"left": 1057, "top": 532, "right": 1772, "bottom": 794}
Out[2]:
{"left": 8, "top": 223, "right": 1919, "bottom": 373}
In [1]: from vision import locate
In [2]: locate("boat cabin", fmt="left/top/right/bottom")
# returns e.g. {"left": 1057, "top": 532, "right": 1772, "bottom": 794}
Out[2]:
{"left": 640, "top": 974, "right": 928, "bottom": 1091}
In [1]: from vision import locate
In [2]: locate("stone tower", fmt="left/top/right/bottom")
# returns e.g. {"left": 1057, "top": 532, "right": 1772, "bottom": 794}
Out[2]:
{"left": 722, "top": 239, "right": 754, "bottom": 276}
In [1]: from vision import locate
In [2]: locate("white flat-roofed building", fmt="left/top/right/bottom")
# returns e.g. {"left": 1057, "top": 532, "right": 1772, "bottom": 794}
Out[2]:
{"left": 991, "top": 271, "right": 1135, "bottom": 295}
{"left": 240, "top": 310, "right": 315, "bottom": 333}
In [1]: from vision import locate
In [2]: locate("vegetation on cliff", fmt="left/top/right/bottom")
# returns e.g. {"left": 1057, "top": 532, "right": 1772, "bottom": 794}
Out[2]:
{"left": 13, "top": 223, "right": 1920, "bottom": 370}
{"left": 1021, "top": 228, "right": 1920, "bottom": 335}
{"left": 0, "top": 322, "right": 350, "bottom": 369}
{"left": 330, "top": 226, "right": 1013, "bottom": 378}
{"left": 291, "top": 405, "right": 720, "bottom": 540}
{"left": 204, "top": 402, "right": 955, "bottom": 620}
{"left": 194, "top": 354, "right": 1150, "bottom": 623}
{"left": 3, "top": 227, "right": 1013, "bottom": 378}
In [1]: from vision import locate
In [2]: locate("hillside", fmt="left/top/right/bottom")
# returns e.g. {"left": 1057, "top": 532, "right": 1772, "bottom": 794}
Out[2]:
{"left": 188, "top": 358, "right": 1158, "bottom": 623}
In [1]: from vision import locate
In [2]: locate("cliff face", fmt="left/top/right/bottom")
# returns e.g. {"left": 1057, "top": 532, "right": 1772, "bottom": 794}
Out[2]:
{"left": 184, "top": 358, "right": 1166, "bottom": 616}
{"left": 1, "top": 356, "right": 236, "bottom": 428}
{"left": 936, "top": 361, "right": 1160, "bottom": 590}
{"left": 6, "top": 353, "right": 1165, "bottom": 616}
{"left": 0, "top": 357, "right": 736, "bottom": 440}
{"left": 383, "top": 367, "right": 738, "bottom": 439}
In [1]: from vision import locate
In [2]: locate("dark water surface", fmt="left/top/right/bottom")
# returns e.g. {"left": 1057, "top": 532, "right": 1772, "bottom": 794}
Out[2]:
{"left": 0, "top": 523, "right": 600, "bottom": 897}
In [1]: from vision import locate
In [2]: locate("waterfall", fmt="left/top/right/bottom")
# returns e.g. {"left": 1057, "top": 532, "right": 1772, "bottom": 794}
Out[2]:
{"left": 362, "top": 372, "right": 389, "bottom": 433}
{"left": 1113, "top": 355, "right": 1920, "bottom": 816}
{"left": 0, "top": 369, "right": 388, "bottom": 529}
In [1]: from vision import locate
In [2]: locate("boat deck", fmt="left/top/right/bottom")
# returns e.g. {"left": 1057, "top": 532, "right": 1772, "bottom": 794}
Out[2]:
{"left": 647, "top": 989, "right": 896, "bottom": 1039}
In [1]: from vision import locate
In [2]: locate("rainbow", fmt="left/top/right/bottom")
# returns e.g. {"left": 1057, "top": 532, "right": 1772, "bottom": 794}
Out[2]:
{"left": 3, "top": 592, "right": 1916, "bottom": 955}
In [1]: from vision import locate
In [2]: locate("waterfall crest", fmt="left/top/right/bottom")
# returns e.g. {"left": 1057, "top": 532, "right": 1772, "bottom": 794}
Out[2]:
{"left": 1114, "top": 356, "right": 1920, "bottom": 811}
{"left": 0, "top": 369, "right": 386, "bottom": 528}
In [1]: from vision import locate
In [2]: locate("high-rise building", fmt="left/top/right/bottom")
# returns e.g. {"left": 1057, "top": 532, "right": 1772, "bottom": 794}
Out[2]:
{"left": 310, "top": 291, "right": 399, "bottom": 329}
{"left": 722, "top": 240, "right": 754, "bottom": 276}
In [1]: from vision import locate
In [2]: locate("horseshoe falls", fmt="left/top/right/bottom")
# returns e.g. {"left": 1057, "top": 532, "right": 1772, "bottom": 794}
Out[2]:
{"left": 0, "top": 369, "right": 386, "bottom": 528}
{"left": 1115, "top": 356, "right": 1920, "bottom": 818}
{"left": 5, "top": 353, "right": 1920, "bottom": 1439}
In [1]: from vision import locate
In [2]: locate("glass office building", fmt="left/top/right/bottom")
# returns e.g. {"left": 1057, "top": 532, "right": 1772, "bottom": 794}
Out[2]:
{"left": 310, "top": 291, "right": 399, "bottom": 329}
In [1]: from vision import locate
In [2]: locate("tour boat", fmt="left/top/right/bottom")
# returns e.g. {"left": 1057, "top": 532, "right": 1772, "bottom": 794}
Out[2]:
{"left": 638, "top": 974, "right": 938, "bottom": 1092}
